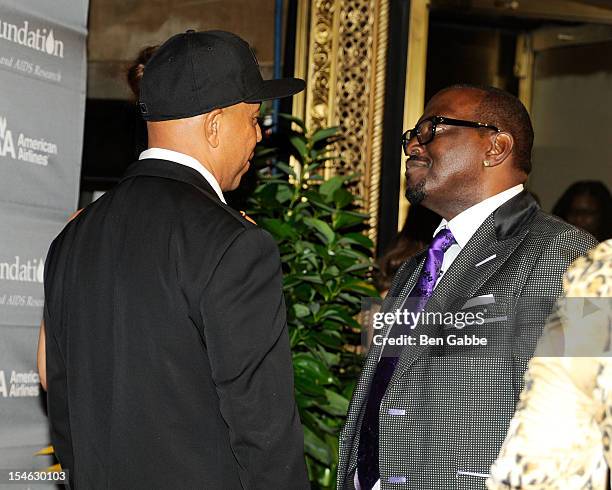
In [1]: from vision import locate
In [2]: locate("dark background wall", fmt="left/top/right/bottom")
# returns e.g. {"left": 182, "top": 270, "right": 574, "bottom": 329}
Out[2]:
{"left": 530, "top": 40, "right": 612, "bottom": 211}
{"left": 81, "top": 0, "right": 280, "bottom": 197}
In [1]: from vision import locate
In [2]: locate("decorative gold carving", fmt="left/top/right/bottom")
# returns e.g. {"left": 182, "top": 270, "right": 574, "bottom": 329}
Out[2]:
{"left": 294, "top": 0, "right": 389, "bottom": 249}
{"left": 306, "top": 0, "right": 340, "bottom": 133}
{"left": 333, "top": 0, "right": 376, "bottom": 183}
{"left": 365, "top": 0, "right": 388, "bottom": 245}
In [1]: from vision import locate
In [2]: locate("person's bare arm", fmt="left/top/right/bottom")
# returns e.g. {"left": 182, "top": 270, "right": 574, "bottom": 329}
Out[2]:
{"left": 37, "top": 320, "right": 47, "bottom": 390}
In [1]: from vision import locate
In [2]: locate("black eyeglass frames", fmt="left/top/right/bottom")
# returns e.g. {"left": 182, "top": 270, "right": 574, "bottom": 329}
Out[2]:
{"left": 402, "top": 116, "right": 501, "bottom": 155}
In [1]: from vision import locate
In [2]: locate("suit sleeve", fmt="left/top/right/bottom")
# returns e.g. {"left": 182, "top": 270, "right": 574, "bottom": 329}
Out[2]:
{"left": 512, "top": 228, "right": 598, "bottom": 395}
{"left": 199, "top": 227, "right": 309, "bottom": 490}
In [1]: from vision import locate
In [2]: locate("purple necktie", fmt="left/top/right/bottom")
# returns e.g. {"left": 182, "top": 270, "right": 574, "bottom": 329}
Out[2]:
{"left": 357, "top": 228, "right": 456, "bottom": 490}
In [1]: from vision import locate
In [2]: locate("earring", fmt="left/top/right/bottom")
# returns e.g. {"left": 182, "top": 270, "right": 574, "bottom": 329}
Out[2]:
{"left": 483, "top": 160, "right": 490, "bottom": 167}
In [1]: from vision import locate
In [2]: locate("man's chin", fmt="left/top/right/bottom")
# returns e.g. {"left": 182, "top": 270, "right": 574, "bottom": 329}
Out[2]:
{"left": 406, "top": 179, "right": 426, "bottom": 205}
{"left": 225, "top": 162, "right": 251, "bottom": 191}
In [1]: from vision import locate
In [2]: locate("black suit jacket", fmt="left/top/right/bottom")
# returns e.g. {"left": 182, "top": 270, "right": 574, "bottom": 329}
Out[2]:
{"left": 44, "top": 159, "right": 309, "bottom": 490}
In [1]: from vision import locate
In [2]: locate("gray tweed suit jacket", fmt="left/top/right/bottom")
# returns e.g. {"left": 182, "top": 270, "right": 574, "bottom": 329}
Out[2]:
{"left": 338, "top": 191, "right": 598, "bottom": 490}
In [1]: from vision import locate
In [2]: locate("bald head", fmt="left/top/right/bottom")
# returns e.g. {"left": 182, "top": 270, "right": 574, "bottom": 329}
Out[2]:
{"left": 147, "top": 115, "right": 206, "bottom": 156}
{"left": 438, "top": 84, "right": 534, "bottom": 174}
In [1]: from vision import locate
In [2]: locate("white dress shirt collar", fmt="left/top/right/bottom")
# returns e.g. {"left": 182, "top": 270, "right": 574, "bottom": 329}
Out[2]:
{"left": 433, "top": 184, "right": 524, "bottom": 248}
{"left": 139, "top": 147, "right": 227, "bottom": 204}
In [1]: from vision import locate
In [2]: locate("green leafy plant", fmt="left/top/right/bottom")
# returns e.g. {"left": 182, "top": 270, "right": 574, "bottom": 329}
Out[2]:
{"left": 248, "top": 115, "right": 379, "bottom": 488}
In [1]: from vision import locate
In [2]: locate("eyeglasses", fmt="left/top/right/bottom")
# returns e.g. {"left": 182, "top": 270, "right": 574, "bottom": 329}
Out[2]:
{"left": 402, "top": 116, "right": 500, "bottom": 155}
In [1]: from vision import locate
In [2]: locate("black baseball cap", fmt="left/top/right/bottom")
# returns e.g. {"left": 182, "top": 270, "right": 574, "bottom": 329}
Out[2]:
{"left": 139, "top": 30, "right": 306, "bottom": 121}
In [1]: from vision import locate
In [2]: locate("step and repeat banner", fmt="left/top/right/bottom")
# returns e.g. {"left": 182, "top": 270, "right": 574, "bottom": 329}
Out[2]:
{"left": 0, "top": 0, "right": 88, "bottom": 485}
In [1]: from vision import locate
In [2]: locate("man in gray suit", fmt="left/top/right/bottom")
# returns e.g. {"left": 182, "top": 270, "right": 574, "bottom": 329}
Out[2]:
{"left": 338, "top": 84, "right": 597, "bottom": 490}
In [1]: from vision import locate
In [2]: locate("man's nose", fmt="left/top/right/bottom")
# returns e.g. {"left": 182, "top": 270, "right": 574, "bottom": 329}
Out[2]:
{"left": 256, "top": 123, "right": 263, "bottom": 143}
{"left": 406, "top": 136, "right": 424, "bottom": 156}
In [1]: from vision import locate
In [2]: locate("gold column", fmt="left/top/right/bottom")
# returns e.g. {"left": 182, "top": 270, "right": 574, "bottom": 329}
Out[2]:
{"left": 398, "top": 0, "right": 430, "bottom": 230}
{"left": 367, "top": 0, "right": 389, "bottom": 245}
{"left": 515, "top": 33, "right": 534, "bottom": 114}
{"left": 305, "top": 0, "right": 341, "bottom": 133}
{"left": 293, "top": 0, "right": 390, "bottom": 247}
{"left": 292, "top": 0, "right": 311, "bottom": 125}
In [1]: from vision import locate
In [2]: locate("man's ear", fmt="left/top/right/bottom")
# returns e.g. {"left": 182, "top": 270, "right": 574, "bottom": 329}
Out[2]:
{"left": 203, "top": 109, "right": 222, "bottom": 148}
{"left": 485, "top": 131, "right": 513, "bottom": 167}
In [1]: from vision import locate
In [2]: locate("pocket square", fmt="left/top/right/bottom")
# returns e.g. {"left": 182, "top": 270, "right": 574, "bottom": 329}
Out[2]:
{"left": 461, "top": 294, "right": 495, "bottom": 310}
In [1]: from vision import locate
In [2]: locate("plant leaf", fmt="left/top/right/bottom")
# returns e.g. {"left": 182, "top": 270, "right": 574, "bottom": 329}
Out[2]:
{"left": 319, "top": 176, "right": 345, "bottom": 200}
{"left": 333, "top": 188, "right": 354, "bottom": 208}
{"left": 303, "top": 217, "right": 335, "bottom": 244}
{"left": 321, "top": 389, "right": 350, "bottom": 416}
{"left": 274, "top": 162, "right": 296, "bottom": 177}
{"left": 303, "top": 425, "right": 333, "bottom": 464}
{"left": 312, "top": 330, "right": 344, "bottom": 349}
{"left": 294, "top": 371, "right": 327, "bottom": 397}
{"left": 340, "top": 279, "right": 379, "bottom": 296}
{"left": 293, "top": 353, "right": 334, "bottom": 385}
{"left": 293, "top": 304, "right": 310, "bottom": 318}
{"left": 290, "top": 135, "right": 308, "bottom": 158}
{"left": 344, "top": 262, "right": 371, "bottom": 273}
{"left": 340, "top": 232, "right": 374, "bottom": 248}
{"left": 311, "top": 126, "right": 339, "bottom": 144}
{"left": 275, "top": 185, "right": 293, "bottom": 203}
{"left": 260, "top": 218, "right": 296, "bottom": 240}
{"left": 254, "top": 147, "right": 277, "bottom": 158}
{"left": 333, "top": 211, "right": 365, "bottom": 230}
{"left": 301, "top": 410, "right": 337, "bottom": 436}
{"left": 278, "top": 113, "right": 307, "bottom": 132}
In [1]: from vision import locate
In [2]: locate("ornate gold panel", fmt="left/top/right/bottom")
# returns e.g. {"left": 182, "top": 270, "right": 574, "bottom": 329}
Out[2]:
{"left": 293, "top": 0, "right": 389, "bottom": 247}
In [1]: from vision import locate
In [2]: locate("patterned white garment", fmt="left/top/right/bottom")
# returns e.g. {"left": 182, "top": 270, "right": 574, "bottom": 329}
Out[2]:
{"left": 488, "top": 240, "right": 612, "bottom": 490}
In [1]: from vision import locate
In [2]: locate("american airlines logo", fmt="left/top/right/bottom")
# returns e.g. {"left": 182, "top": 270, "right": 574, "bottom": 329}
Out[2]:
{"left": 0, "top": 115, "right": 58, "bottom": 166}
{"left": 0, "top": 18, "right": 64, "bottom": 58}
{"left": 0, "top": 256, "right": 44, "bottom": 283}
{"left": 0, "top": 370, "right": 40, "bottom": 398}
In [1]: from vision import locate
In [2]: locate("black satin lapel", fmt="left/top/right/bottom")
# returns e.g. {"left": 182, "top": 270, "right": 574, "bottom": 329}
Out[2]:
{"left": 120, "top": 158, "right": 220, "bottom": 202}
{"left": 494, "top": 190, "right": 539, "bottom": 240}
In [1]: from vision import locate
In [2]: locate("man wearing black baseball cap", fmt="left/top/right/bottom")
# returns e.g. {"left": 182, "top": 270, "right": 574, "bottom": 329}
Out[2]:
{"left": 42, "top": 30, "right": 309, "bottom": 489}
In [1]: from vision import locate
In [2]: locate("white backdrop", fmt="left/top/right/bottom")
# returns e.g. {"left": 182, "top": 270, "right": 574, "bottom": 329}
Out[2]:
{"left": 0, "top": 0, "right": 88, "bottom": 486}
